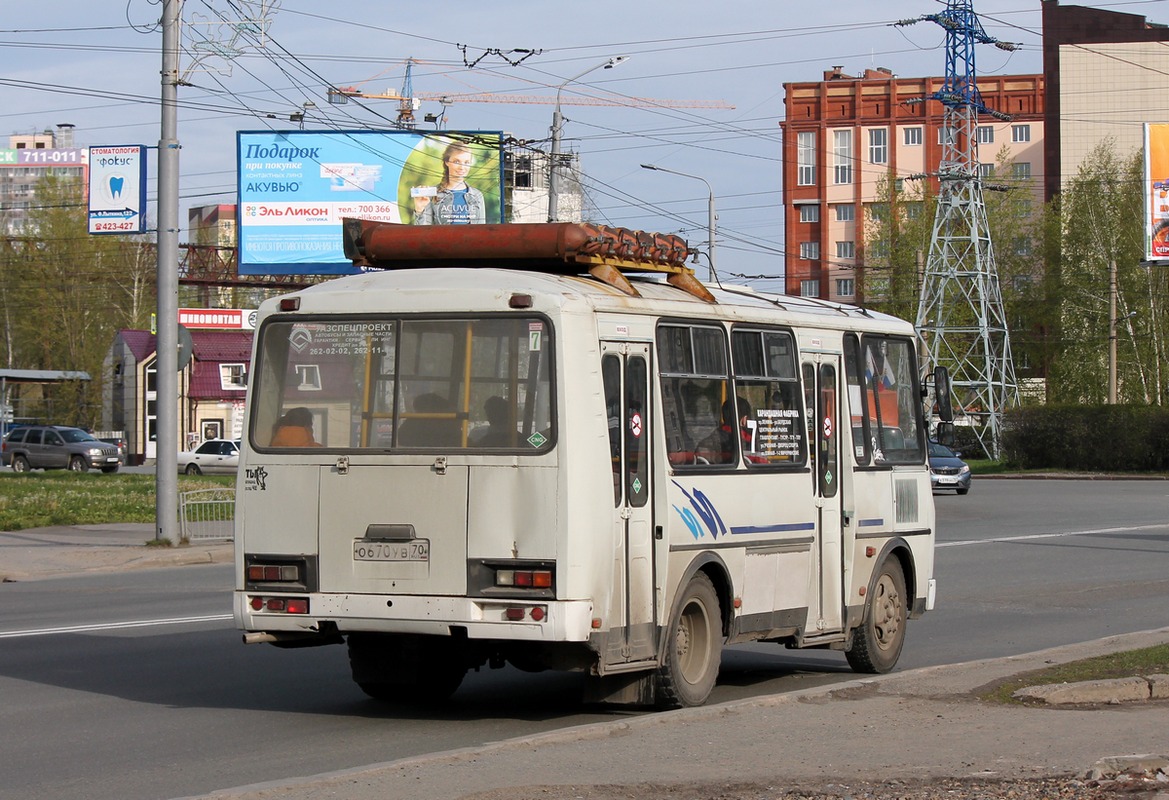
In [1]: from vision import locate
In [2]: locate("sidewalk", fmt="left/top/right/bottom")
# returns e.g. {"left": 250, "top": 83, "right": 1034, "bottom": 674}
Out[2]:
{"left": 182, "top": 628, "right": 1169, "bottom": 800}
{"left": 0, "top": 523, "right": 232, "bottom": 581}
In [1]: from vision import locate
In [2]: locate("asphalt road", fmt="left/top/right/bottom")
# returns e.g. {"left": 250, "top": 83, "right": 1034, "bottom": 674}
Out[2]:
{"left": 0, "top": 478, "right": 1166, "bottom": 800}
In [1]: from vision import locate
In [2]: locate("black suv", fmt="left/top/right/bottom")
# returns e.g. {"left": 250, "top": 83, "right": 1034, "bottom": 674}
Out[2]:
{"left": 2, "top": 426, "right": 122, "bottom": 473}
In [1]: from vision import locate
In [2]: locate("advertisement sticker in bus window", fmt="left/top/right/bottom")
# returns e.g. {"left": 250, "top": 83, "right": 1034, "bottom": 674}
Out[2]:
{"left": 289, "top": 325, "right": 312, "bottom": 352}
{"left": 528, "top": 321, "right": 543, "bottom": 351}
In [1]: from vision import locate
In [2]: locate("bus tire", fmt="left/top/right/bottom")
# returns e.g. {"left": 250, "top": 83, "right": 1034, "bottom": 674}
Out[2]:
{"left": 846, "top": 557, "right": 907, "bottom": 674}
{"left": 348, "top": 634, "right": 466, "bottom": 704}
{"left": 656, "top": 572, "right": 722, "bottom": 708}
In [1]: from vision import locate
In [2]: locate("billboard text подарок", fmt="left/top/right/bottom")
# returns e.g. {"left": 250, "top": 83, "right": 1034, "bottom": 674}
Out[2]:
{"left": 236, "top": 130, "right": 504, "bottom": 275}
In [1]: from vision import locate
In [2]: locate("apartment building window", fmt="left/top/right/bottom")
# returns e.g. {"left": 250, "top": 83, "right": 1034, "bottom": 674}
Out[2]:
{"left": 800, "top": 280, "right": 820, "bottom": 297}
{"left": 799, "top": 241, "right": 820, "bottom": 260}
{"left": 904, "top": 127, "right": 922, "bottom": 146}
{"left": 865, "top": 203, "right": 889, "bottom": 223}
{"left": 938, "top": 126, "right": 956, "bottom": 145}
{"left": 1012, "top": 124, "right": 1031, "bottom": 143}
{"left": 868, "top": 128, "right": 888, "bottom": 164}
{"left": 978, "top": 126, "right": 994, "bottom": 144}
{"left": 836, "top": 241, "right": 855, "bottom": 259}
{"left": 797, "top": 131, "right": 816, "bottom": 186}
{"left": 1011, "top": 162, "right": 1032, "bottom": 180}
{"left": 905, "top": 202, "right": 923, "bottom": 220}
{"left": 836, "top": 278, "right": 855, "bottom": 297}
{"left": 832, "top": 130, "right": 852, "bottom": 185}
{"left": 834, "top": 204, "right": 854, "bottom": 222}
{"left": 798, "top": 204, "right": 819, "bottom": 223}
{"left": 978, "top": 163, "right": 995, "bottom": 178}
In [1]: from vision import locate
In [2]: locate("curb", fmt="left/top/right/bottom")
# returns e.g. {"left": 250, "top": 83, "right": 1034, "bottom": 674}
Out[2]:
{"left": 1015, "top": 674, "right": 1169, "bottom": 704}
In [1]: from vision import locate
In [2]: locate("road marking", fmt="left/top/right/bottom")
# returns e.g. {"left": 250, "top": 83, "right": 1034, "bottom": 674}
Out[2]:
{"left": 0, "top": 613, "right": 233, "bottom": 639}
{"left": 939, "top": 522, "right": 1169, "bottom": 548}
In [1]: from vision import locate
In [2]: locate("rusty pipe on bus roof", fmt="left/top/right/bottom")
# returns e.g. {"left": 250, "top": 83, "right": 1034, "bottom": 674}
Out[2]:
{"left": 341, "top": 219, "right": 692, "bottom": 273}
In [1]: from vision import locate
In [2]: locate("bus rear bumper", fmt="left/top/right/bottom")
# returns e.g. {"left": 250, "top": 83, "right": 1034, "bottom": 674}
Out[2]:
{"left": 234, "top": 591, "right": 595, "bottom": 642}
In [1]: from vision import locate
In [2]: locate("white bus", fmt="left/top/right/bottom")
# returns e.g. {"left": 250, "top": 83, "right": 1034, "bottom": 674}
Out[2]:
{"left": 234, "top": 221, "right": 942, "bottom": 708}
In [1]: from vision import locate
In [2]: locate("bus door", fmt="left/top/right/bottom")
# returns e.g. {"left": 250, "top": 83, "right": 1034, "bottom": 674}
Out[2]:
{"left": 804, "top": 355, "right": 844, "bottom": 634}
{"left": 601, "top": 342, "right": 656, "bottom": 662}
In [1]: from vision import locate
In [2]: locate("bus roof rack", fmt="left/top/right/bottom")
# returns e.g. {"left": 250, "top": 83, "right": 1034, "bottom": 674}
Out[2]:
{"left": 341, "top": 218, "right": 716, "bottom": 303}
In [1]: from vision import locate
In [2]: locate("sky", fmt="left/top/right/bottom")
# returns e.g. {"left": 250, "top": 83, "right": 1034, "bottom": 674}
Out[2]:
{"left": 3, "top": 0, "right": 1166, "bottom": 288}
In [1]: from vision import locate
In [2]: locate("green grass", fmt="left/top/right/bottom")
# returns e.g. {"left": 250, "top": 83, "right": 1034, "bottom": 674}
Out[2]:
{"left": 0, "top": 471, "right": 234, "bottom": 531}
{"left": 979, "top": 644, "right": 1169, "bottom": 704}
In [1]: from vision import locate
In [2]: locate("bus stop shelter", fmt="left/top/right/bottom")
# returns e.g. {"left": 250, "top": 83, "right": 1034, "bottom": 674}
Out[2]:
{"left": 0, "top": 369, "right": 91, "bottom": 438}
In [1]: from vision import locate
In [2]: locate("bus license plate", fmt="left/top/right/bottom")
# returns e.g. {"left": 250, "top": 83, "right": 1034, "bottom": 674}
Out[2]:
{"left": 353, "top": 539, "right": 430, "bottom": 562}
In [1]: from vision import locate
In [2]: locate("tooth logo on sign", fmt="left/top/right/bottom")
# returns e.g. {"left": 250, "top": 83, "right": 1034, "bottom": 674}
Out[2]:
{"left": 108, "top": 175, "right": 125, "bottom": 200}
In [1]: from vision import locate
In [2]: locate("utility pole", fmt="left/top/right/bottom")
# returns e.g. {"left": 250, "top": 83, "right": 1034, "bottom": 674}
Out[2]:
{"left": 548, "top": 57, "right": 627, "bottom": 222}
{"left": 1108, "top": 258, "right": 1117, "bottom": 404}
{"left": 641, "top": 163, "right": 718, "bottom": 281}
{"left": 157, "top": 0, "right": 181, "bottom": 543}
{"left": 898, "top": 1, "right": 1020, "bottom": 459}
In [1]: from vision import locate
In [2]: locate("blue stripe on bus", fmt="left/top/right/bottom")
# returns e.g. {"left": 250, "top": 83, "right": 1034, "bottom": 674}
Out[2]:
{"left": 858, "top": 518, "right": 885, "bottom": 527}
{"left": 730, "top": 522, "right": 816, "bottom": 535}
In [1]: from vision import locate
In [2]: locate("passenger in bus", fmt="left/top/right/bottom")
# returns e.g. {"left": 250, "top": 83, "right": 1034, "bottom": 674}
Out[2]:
{"left": 270, "top": 407, "right": 320, "bottom": 447}
{"left": 472, "top": 395, "right": 515, "bottom": 447}
{"left": 398, "top": 393, "right": 461, "bottom": 447}
{"left": 696, "top": 396, "right": 751, "bottom": 464}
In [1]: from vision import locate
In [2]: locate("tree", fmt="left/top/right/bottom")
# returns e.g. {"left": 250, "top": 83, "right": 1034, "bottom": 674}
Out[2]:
{"left": 860, "top": 174, "right": 937, "bottom": 322}
{"left": 0, "top": 175, "right": 152, "bottom": 425}
{"left": 1050, "top": 140, "right": 1167, "bottom": 405}
{"left": 861, "top": 147, "right": 1048, "bottom": 383}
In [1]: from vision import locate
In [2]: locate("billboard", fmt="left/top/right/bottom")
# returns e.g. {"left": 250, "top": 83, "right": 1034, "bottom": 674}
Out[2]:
{"left": 1145, "top": 123, "right": 1169, "bottom": 261}
{"left": 88, "top": 145, "right": 148, "bottom": 235}
{"left": 236, "top": 130, "right": 504, "bottom": 275}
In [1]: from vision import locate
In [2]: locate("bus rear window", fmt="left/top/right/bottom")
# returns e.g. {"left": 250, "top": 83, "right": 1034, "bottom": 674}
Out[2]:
{"left": 251, "top": 316, "right": 554, "bottom": 452}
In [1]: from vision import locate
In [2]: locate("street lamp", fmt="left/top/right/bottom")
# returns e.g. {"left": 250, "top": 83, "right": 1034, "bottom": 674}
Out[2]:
{"left": 640, "top": 163, "right": 717, "bottom": 280}
{"left": 548, "top": 56, "right": 628, "bottom": 222}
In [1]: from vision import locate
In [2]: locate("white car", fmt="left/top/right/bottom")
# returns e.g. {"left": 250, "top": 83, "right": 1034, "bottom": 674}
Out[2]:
{"left": 178, "top": 439, "right": 241, "bottom": 475}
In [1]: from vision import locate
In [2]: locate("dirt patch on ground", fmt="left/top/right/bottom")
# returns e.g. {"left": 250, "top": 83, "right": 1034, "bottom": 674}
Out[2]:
{"left": 458, "top": 775, "right": 1162, "bottom": 800}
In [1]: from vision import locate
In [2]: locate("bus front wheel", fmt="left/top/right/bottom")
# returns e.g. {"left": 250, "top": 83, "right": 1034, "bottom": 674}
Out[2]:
{"left": 846, "top": 558, "right": 907, "bottom": 674}
{"left": 656, "top": 572, "right": 723, "bottom": 708}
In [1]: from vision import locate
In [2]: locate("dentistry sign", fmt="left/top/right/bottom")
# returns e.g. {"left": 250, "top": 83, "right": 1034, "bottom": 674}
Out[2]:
{"left": 87, "top": 145, "right": 148, "bottom": 234}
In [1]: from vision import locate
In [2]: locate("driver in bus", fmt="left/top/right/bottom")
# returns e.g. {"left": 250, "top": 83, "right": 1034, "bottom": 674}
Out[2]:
{"left": 270, "top": 407, "right": 321, "bottom": 447}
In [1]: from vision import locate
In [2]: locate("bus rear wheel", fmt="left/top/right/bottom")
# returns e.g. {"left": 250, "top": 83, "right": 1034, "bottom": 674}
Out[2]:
{"left": 347, "top": 633, "right": 466, "bottom": 704}
{"left": 846, "top": 558, "right": 907, "bottom": 674}
{"left": 656, "top": 572, "right": 722, "bottom": 708}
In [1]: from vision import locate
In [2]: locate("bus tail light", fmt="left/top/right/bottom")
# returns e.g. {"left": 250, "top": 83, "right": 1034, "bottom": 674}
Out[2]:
{"left": 249, "top": 596, "right": 310, "bottom": 614}
{"left": 496, "top": 569, "right": 553, "bottom": 588}
{"left": 248, "top": 564, "right": 300, "bottom": 582}
{"left": 504, "top": 605, "right": 547, "bottom": 622}
{"left": 244, "top": 556, "right": 315, "bottom": 592}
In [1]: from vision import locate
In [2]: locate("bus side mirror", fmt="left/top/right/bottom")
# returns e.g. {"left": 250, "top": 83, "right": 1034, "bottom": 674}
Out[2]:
{"left": 935, "top": 421, "right": 955, "bottom": 447}
{"left": 934, "top": 366, "right": 953, "bottom": 423}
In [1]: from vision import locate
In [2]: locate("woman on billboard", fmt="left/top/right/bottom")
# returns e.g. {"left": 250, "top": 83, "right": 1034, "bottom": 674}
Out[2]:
{"left": 411, "top": 141, "right": 486, "bottom": 225}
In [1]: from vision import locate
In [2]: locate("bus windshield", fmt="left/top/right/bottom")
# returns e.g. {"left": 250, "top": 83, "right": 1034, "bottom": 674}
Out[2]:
{"left": 251, "top": 316, "right": 554, "bottom": 452}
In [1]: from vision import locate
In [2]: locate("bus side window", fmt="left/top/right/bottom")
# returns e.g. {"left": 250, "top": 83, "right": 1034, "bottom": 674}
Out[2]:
{"left": 802, "top": 362, "right": 816, "bottom": 482}
{"left": 657, "top": 323, "right": 733, "bottom": 468}
{"left": 843, "top": 334, "right": 870, "bottom": 465}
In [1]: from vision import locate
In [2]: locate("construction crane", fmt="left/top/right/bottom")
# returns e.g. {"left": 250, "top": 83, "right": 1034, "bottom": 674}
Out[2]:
{"left": 327, "top": 58, "right": 733, "bottom": 128}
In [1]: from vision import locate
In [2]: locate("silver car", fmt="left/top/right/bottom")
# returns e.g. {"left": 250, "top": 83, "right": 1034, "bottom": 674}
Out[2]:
{"left": 2, "top": 425, "right": 122, "bottom": 473}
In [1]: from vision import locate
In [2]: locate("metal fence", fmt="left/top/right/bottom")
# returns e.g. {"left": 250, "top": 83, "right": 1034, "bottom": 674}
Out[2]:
{"left": 179, "top": 488, "right": 235, "bottom": 542}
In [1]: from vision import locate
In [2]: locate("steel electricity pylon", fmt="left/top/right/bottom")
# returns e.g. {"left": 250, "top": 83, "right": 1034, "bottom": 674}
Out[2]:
{"left": 897, "top": 1, "right": 1020, "bottom": 459}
